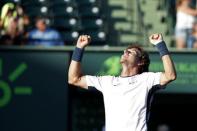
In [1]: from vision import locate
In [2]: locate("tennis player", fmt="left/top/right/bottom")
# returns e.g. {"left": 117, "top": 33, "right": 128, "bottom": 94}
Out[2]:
{"left": 68, "top": 33, "right": 176, "bottom": 131}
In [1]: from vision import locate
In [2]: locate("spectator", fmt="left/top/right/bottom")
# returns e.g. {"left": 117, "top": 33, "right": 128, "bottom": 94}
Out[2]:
{"left": 0, "top": 3, "right": 29, "bottom": 45}
{"left": 187, "top": 21, "right": 197, "bottom": 48}
{"left": 14, "top": 4, "right": 30, "bottom": 39}
{"left": 0, "top": 3, "right": 17, "bottom": 45}
{"left": 0, "top": 17, "right": 21, "bottom": 45}
{"left": 175, "top": 0, "right": 197, "bottom": 49}
{"left": 1, "top": 3, "right": 16, "bottom": 33}
{"left": 27, "top": 17, "right": 64, "bottom": 47}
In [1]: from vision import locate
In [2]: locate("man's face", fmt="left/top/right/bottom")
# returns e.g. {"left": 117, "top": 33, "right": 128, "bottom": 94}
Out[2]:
{"left": 120, "top": 48, "right": 141, "bottom": 66}
{"left": 36, "top": 19, "right": 46, "bottom": 32}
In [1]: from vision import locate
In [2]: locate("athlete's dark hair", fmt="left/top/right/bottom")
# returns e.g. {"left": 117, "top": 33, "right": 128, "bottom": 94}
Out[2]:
{"left": 127, "top": 45, "right": 150, "bottom": 74}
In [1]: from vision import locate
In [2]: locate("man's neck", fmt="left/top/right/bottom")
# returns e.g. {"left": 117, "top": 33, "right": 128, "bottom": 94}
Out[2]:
{"left": 120, "top": 66, "right": 138, "bottom": 77}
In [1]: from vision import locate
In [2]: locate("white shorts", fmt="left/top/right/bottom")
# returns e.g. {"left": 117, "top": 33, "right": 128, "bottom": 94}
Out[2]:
{"left": 175, "top": 28, "right": 192, "bottom": 42}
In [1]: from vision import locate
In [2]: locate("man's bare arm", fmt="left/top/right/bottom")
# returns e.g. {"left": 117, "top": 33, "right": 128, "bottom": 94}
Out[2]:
{"left": 68, "top": 35, "right": 91, "bottom": 89}
{"left": 160, "top": 54, "right": 176, "bottom": 86}
{"left": 149, "top": 33, "right": 177, "bottom": 86}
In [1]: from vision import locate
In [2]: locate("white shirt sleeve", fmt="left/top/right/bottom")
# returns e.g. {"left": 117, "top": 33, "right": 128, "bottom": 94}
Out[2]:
{"left": 146, "top": 72, "right": 162, "bottom": 90}
{"left": 85, "top": 75, "right": 104, "bottom": 92}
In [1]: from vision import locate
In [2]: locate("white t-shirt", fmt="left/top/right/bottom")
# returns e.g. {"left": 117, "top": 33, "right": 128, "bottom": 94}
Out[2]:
{"left": 86, "top": 72, "right": 162, "bottom": 131}
{"left": 175, "top": 10, "right": 195, "bottom": 29}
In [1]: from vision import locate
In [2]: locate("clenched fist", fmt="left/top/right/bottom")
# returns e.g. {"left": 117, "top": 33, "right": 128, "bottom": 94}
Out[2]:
{"left": 76, "top": 35, "right": 91, "bottom": 48}
{"left": 149, "top": 33, "right": 163, "bottom": 45}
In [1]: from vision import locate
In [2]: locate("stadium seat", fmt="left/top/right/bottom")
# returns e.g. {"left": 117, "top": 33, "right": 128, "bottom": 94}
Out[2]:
{"left": 50, "top": 0, "right": 75, "bottom": 5}
{"left": 52, "top": 5, "right": 78, "bottom": 17}
{"left": 22, "top": 0, "right": 50, "bottom": 7}
{"left": 80, "top": 30, "right": 107, "bottom": 45}
{"left": 52, "top": 17, "right": 79, "bottom": 30}
{"left": 78, "top": 6, "right": 101, "bottom": 18}
{"left": 1, "top": 0, "right": 21, "bottom": 4}
{"left": 25, "top": 5, "right": 51, "bottom": 18}
{"left": 80, "top": 18, "right": 104, "bottom": 30}
{"left": 75, "top": 0, "right": 101, "bottom": 7}
{"left": 60, "top": 31, "right": 79, "bottom": 45}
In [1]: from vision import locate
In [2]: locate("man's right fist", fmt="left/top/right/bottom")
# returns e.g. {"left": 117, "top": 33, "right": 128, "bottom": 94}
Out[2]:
{"left": 76, "top": 35, "right": 91, "bottom": 48}
{"left": 149, "top": 33, "right": 163, "bottom": 45}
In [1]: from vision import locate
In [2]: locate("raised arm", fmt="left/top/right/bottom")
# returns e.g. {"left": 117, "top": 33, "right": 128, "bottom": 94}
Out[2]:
{"left": 178, "top": 6, "right": 197, "bottom": 16}
{"left": 149, "top": 33, "right": 177, "bottom": 86}
{"left": 68, "top": 35, "right": 91, "bottom": 89}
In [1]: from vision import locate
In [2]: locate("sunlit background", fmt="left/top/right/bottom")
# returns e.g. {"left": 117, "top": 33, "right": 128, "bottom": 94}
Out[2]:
{"left": 1, "top": 0, "right": 197, "bottom": 131}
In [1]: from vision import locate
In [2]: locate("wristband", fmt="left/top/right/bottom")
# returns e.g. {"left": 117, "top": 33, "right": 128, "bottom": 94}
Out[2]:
{"left": 72, "top": 47, "right": 84, "bottom": 62}
{"left": 156, "top": 41, "right": 169, "bottom": 57}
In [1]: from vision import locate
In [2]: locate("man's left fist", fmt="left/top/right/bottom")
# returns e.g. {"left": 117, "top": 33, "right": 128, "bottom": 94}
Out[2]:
{"left": 149, "top": 33, "right": 163, "bottom": 45}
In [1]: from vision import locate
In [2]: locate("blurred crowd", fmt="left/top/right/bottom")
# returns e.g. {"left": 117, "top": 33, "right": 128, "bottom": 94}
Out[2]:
{"left": 0, "top": 2, "right": 63, "bottom": 47}
{"left": 1, "top": 0, "right": 197, "bottom": 49}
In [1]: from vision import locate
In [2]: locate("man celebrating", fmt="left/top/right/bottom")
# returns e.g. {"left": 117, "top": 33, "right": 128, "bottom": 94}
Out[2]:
{"left": 68, "top": 33, "right": 176, "bottom": 131}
